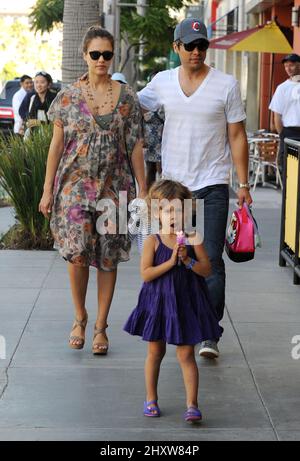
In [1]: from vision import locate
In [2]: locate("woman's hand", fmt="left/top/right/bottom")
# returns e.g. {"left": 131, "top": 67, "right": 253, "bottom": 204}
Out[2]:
{"left": 170, "top": 243, "right": 179, "bottom": 266}
{"left": 39, "top": 190, "right": 54, "bottom": 219}
{"left": 178, "top": 244, "right": 188, "bottom": 263}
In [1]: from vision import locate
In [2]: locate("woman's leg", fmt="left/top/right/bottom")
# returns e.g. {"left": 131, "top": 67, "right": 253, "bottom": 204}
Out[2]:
{"left": 146, "top": 161, "right": 157, "bottom": 190}
{"left": 176, "top": 345, "right": 199, "bottom": 408}
{"left": 145, "top": 341, "right": 166, "bottom": 410}
{"left": 68, "top": 263, "right": 89, "bottom": 346}
{"left": 93, "top": 269, "right": 117, "bottom": 351}
{"left": 156, "top": 161, "right": 162, "bottom": 177}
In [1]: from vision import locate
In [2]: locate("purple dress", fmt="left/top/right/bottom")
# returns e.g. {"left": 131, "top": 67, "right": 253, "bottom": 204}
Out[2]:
{"left": 124, "top": 235, "right": 223, "bottom": 346}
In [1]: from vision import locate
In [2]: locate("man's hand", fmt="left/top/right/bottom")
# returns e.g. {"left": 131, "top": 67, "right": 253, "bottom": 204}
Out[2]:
{"left": 237, "top": 188, "right": 253, "bottom": 208}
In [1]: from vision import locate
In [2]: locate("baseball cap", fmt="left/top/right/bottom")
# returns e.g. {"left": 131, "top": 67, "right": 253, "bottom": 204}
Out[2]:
{"left": 282, "top": 54, "right": 300, "bottom": 64}
{"left": 174, "top": 18, "right": 209, "bottom": 45}
{"left": 111, "top": 72, "right": 127, "bottom": 84}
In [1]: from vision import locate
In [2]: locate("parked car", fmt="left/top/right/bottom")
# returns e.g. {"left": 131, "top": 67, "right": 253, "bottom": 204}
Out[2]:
{"left": 0, "top": 79, "right": 20, "bottom": 135}
{"left": 0, "top": 79, "right": 62, "bottom": 136}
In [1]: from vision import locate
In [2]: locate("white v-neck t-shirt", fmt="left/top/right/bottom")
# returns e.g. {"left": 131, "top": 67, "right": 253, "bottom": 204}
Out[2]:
{"left": 138, "top": 66, "right": 246, "bottom": 191}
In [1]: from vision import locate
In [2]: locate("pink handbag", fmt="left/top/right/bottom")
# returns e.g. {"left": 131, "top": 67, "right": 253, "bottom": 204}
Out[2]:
{"left": 225, "top": 204, "right": 258, "bottom": 263}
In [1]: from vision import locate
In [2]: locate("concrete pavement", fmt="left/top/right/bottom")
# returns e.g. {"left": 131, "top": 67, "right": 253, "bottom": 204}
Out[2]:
{"left": 0, "top": 188, "right": 299, "bottom": 441}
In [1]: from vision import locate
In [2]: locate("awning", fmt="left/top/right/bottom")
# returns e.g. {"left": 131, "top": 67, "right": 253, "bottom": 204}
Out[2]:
{"left": 209, "top": 21, "right": 293, "bottom": 54}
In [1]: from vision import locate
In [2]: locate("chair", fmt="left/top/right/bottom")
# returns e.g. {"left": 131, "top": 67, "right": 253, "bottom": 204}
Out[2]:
{"left": 252, "top": 138, "right": 283, "bottom": 191}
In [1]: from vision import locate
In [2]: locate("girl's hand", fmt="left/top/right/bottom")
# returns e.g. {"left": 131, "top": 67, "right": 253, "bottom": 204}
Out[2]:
{"left": 178, "top": 244, "right": 188, "bottom": 263}
{"left": 170, "top": 243, "right": 180, "bottom": 266}
{"left": 39, "top": 190, "right": 53, "bottom": 219}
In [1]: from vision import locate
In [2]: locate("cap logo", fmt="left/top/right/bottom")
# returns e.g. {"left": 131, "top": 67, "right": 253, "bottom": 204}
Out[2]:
{"left": 192, "top": 21, "right": 200, "bottom": 32}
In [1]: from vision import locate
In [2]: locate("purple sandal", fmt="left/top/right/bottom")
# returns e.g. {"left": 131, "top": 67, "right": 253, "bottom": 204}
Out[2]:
{"left": 184, "top": 406, "right": 202, "bottom": 422}
{"left": 144, "top": 400, "right": 161, "bottom": 417}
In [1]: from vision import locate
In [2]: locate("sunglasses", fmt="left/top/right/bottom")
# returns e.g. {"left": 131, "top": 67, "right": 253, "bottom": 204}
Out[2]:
{"left": 180, "top": 40, "right": 209, "bottom": 52}
{"left": 89, "top": 50, "right": 114, "bottom": 61}
{"left": 35, "top": 71, "right": 52, "bottom": 83}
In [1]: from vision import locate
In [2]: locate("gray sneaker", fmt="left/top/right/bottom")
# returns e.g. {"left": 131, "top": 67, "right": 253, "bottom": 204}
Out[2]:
{"left": 199, "top": 340, "right": 219, "bottom": 359}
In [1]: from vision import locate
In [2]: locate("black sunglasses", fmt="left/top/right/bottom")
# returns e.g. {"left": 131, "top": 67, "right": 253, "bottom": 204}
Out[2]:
{"left": 89, "top": 50, "right": 114, "bottom": 61}
{"left": 181, "top": 40, "right": 209, "bottom": 52}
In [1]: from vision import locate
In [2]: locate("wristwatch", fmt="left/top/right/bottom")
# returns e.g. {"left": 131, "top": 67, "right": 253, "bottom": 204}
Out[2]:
{"left": 239, "top": 182, "right": 251, "bottom": 190}
{"left": 186, "top": 258, "right": 196, "bottom": 270}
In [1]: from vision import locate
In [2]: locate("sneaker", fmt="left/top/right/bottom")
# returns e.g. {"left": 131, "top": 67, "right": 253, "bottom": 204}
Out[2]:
{"left": 199, "top": 340, "right": 219, "bottom": 359}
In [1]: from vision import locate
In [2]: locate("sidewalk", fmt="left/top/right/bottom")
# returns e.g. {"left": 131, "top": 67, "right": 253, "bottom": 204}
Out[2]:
{"left": 0, "top": 188, "right": 299, "bottom": 441}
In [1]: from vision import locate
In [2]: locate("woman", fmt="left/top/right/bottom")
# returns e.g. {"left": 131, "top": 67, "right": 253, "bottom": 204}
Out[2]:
{"left": 143, "top": 71, "right": 164, "bottom": 190}
{"left": 143, "top": 107, "right": 164, "bottom": 190}
{"left": 39, "top": 26, "right": 146, "bottom": 355}
{"left": 19, "top": 71, "right": 57, "bottom": 135}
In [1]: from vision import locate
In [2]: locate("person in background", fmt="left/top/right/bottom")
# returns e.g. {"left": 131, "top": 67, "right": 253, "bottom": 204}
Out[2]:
{"left": 12, "top": 75, "right": 33, "bottom": 135}
{"left": 19, "top": 72, "right": 56, "bottom": 135}
{"left": 143, "top": 107, "right": 164, "bottom": 190}
{"left": 269, "top": 53, "right": 300, "bottom": 173}
{"left": 143, "top": 70, "right": 164, "bottom": 190}
{"left": 111, "top": 72, "right": 127, "bottom": 84}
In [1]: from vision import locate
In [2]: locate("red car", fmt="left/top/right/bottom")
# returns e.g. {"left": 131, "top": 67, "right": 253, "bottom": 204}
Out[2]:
{"left": 0, "top": 79, "right": 20, "bottom": 135}
{"left": 0, "top": 79, "right": 62, "bottom": 136}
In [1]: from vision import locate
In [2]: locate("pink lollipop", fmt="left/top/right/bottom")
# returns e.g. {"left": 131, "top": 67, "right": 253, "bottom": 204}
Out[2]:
{"left": 176, "top": 231, "right": 186, "bottom": 245}
{"left": 176, "top": 231, "right": 186, "bottom": 265}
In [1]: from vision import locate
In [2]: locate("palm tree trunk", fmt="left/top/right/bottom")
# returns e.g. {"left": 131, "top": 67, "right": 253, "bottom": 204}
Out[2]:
{"left": 62, "top": 0, "right": 101, "bottom": 84}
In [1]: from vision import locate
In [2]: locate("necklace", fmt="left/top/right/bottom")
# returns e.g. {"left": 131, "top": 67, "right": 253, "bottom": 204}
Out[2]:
{"left": 85, "top": 76, "right": 114, "bottom": 116}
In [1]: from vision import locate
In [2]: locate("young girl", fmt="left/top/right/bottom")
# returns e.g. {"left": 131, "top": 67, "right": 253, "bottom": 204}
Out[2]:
{"left": 124, "top": 179, "right": 223, "bottom": 422}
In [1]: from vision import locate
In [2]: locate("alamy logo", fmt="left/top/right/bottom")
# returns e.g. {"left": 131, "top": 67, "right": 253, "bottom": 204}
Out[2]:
{"left": 0, "top": 335, "right": 6, "bottom": 360}
{"left": 291, "top": 335, "right": 300, "bottom": 360}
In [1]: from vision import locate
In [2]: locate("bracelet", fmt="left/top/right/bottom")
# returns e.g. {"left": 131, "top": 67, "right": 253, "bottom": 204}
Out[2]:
{"left": 239, "top": 182, "right": 250, "bottom": 190}
{"left": 186, "top": 258, "right": 196, "bottom": 270}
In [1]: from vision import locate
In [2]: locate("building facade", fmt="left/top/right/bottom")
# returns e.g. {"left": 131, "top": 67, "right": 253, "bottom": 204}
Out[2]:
{"left": 202, "top": 0, "right": 298, "bottom": 131}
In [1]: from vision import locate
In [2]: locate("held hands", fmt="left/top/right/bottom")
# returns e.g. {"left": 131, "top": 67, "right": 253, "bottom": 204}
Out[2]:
{"left": 170, "top": 243, "right": 180, "bottom": 266}
{"left": 170, "top": 244, "right": 189, "bottom": 266}
{"left": 39, "top": 190, "right": 53, "bottom": 219}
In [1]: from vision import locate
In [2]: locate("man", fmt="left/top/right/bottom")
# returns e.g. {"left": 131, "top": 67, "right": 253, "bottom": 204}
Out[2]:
{"left": 111, "top": 72, "right": 127, "bottom": 84}
{"left": 12, "top": 75, "right": 33, "bottom": 134}
{"left": 138, "top": 18, "right": 252, "bottom": 359}
{"left": 269, "top": 53, "right": 300, "bottom": 173}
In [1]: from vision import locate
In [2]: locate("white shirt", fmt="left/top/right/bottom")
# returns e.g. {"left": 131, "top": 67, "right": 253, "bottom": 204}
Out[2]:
{"left": 269, "top": 79, "right": 300, "bottom": 127}
{"left": 12, "top": 87, "right": 27, "bottom": 133}
{"left": 138, "top": 67, "right": 246, "bottom": 191}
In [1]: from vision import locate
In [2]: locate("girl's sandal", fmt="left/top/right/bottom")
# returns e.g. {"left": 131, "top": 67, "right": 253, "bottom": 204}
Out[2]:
{"left": 143, "top": 400, "right": 161, "bottom": 417}
{"left": 92, "top": 324, "right": 109, "bottom": 355}
{"left": 69, "top": 313, "right": 88, "bottom": 350}
{"left": 184, "top": 406, "right": 202, "bottom": 423}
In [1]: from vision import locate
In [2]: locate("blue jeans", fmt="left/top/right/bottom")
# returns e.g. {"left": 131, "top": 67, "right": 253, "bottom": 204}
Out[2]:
{"left": 193, "top": 184, "right": 229, "bottom": 321}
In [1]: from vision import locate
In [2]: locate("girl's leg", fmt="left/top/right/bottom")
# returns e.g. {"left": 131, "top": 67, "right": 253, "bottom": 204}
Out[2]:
{"left": 93, "top": 269, "right": 117, "bottom": 351}
{"left": 145, "top": 341, "right": 166, "bottom": 409}
{"left": 176, "top": 345, "right": 199, "bottom": 408}
{"left": 68, "top": 263, "right": 89, "bottom": 346}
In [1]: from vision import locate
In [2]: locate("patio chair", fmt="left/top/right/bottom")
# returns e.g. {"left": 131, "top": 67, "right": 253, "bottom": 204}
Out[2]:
{"left": 252, "top": 138, "right": 283, "bottom": 191}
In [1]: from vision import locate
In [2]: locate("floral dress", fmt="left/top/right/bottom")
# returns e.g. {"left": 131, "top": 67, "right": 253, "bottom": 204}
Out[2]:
{"left": 47, "top": 76, "right": 143, "bottom": 271}
{"left": 143, "top": 108, "right": 164, "bottom": 163}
